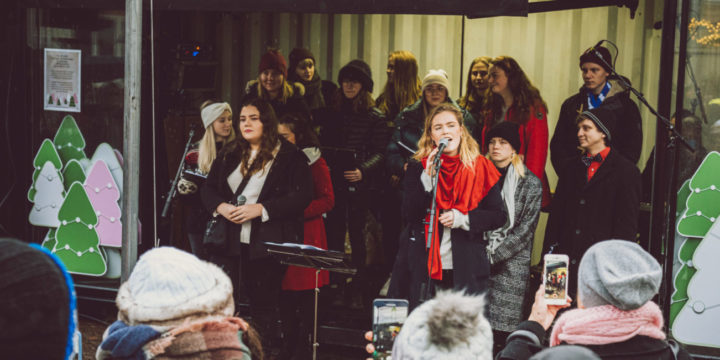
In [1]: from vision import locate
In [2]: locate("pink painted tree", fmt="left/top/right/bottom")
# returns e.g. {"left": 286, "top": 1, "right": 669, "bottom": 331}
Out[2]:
{"left": 83, "top": 160, "right": 121, "bottom": 247}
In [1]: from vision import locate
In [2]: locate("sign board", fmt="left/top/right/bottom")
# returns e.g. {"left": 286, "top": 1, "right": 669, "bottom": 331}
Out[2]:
{"left": 44, "top": 48, "right": 81, "bottom": 112}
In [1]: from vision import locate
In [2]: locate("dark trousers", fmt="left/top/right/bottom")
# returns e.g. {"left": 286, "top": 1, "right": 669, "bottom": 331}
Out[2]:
{"left": 279, "top": 289, "right": 317, "bottom": 359}
{"left": 325, "top": 187, "right": 369, "bottom": 273}
{"left": 187, "top": 233, "right": 207, "bottom": 261}
{"left": 209, "top": 246, "right": 286, "bottom": 351}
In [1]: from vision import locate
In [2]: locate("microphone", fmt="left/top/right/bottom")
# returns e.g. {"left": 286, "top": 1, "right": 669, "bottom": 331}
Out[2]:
{"left": 591, "top": 39, "right": 604, "bottom": 51}
{"left": 235, "top": 194, "right": 247, "bottom": 206}
{"left": 437, "top": 137, "right": 450, "bottom": 153}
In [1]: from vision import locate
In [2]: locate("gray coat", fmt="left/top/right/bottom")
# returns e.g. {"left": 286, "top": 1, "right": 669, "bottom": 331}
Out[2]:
{"left": 487, "top": 168, "right": 542, "bottom": 332}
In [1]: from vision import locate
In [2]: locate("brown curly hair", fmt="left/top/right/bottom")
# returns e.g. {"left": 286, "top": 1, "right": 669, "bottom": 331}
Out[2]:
{"left": 482, "top": 56, "right": 547, "bottom": 127}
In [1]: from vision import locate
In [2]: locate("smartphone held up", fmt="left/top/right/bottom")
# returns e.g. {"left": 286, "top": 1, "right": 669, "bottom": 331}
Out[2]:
{"left": 543, "top": 254, "right": 569, "bottom": 305}
{"left": 372, "top": 299, "right": 409, "bottom": 359}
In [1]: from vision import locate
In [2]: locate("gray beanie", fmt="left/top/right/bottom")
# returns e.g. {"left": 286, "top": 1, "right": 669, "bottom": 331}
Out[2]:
{"left": 530, "top": 345, "right": 601, "bottom": 360}
{"left": 392, "top": 291, "right": 492, "bottom": 360}
{"left": 578, "top": 240, "right": 662, "bottom": 311}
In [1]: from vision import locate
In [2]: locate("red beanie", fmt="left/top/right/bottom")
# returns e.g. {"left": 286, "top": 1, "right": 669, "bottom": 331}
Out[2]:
{"left": 259, "top": 50, "right": 287, "bottom": 78}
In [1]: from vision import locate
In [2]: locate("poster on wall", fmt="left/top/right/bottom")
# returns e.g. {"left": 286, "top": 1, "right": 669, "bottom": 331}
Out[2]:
{"left": 44, "top": 48, "right": 81, "bottom": 113}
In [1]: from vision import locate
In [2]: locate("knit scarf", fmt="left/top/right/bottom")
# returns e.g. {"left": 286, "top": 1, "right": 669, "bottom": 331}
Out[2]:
{"left": 550, "top": 302, "right": 665, "bottom": 347}
{"left": 302, "top": 73, "right": 325, "bottom": 109}
{"left": 587, "top": 81, "right": 611, "bottom": 109}
{"left": 421, "top": 153, "right": 500, "bottom": 280}
{"left": 485, "top": 164, "right": 519, "bottom": 264}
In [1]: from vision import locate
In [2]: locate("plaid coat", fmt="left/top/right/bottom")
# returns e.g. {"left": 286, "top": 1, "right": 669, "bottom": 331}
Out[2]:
{"left": 487, "top": 169, "right": 542, "bottom": 332}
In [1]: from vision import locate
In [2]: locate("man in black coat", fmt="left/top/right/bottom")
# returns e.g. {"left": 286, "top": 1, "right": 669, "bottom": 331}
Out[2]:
{"left": 550, "top": 46, "right": 643, "bottom": 174}
{"left": 544, "top": 107, "right": 641, "bottom": 297}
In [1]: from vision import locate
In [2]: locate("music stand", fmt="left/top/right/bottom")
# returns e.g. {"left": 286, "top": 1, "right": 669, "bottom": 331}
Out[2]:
{"left": 265, "top": 242, "right": 356, "bottom": 360}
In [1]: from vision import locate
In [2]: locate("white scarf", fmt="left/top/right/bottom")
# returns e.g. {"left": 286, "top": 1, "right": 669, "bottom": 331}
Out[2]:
{"left": 485, "top": 163, "right": 519, "bottom": 264}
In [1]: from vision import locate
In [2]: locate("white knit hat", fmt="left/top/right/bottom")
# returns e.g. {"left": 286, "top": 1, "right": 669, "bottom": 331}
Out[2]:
{"left": 116, "top": 247, "right": 234, "bottom": 327}
{"left": 392, "top": 291, "right": 492, "bottom": 360}
{"left": 421, "top": 69, "right": 451, "bottom": 95}
{"left": 201, "top": 102, "right": 231, "bottom": 129}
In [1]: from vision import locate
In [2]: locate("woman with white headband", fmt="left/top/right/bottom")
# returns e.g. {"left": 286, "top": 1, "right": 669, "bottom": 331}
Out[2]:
{"left": 177, "top": 100, "right": 235, "bottom": 260}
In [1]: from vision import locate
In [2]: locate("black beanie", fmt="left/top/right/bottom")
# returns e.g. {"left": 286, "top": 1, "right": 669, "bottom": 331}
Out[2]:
{"left": 580, "top": 107, "right": 617, "bottom": 142}
{"left": 487, "top": 121, "right": 521, "bottom": 152}
{"left": 579, "top": 45, "right": 613, "bottom": 73}
{"left": 0, "top": 238, "right": 70, "bottom": 359}
{"left": 338, "top": 59, "right": 373, "bottom": 93}
{"left": 288, "top": 48, "right": 316, "bottom": 79}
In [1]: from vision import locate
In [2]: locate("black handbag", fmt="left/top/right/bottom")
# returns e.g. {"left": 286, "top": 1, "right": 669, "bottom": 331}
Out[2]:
{"left": 203, "top": 175, "right": 251, "bottom": 251}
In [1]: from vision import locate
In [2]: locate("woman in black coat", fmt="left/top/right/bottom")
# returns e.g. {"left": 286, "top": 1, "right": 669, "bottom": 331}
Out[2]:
{"left": 391, "top": 103, "right": 505, "bottom": 310}
{"left": 201, "top": 97, "right": 313, "bottom": 347}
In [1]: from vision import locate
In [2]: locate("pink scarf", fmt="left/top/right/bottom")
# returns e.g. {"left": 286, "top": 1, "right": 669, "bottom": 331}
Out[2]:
{"left": 550, "top": 302, "right": 666, "bottom": 346}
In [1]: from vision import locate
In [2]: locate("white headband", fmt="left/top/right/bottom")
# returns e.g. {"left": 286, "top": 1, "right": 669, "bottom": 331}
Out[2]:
{"left": 201, "top": 102, "right": 231, "bottom": 129}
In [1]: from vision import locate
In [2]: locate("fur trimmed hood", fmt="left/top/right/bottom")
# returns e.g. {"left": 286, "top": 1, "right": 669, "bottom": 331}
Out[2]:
{"left": 244, "top": 80, "right": 305, "bottom": 98}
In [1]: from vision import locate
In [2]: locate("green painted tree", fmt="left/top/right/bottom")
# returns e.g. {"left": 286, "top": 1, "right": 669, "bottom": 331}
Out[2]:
{"left": 62, "top": 159, "right": 86, "bottom": 191}
{"left": 42, "top": 228, "right": 57, "bottom": 251}
{"left": 677, "top": 151, "right": 720, "bottom": 237}
{"left": 53, "top": 182, "right": 106, "bottom": 276}
{"left": 48, "top": 95, "right": 53, "bottom": 105}
{"left": 28, "top": 139, "right": 63, "bottom": 202}
{"left": 53, "top": 115, "right": 87, "bottom": 164}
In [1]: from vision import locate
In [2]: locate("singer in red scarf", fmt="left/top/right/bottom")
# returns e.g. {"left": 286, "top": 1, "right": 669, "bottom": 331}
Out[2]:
{"left": 390, "top": 103, "right": 505, "bottom": 309}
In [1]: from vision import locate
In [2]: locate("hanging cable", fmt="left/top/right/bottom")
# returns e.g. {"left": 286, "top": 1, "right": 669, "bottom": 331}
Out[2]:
{"left": 150, "top": 0, "right": 159, "bottom": 248}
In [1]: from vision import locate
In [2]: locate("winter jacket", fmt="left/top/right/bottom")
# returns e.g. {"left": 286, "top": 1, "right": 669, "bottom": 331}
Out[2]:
{"left": 480, "top": 103, "right": 551, "bottom": 208}
{"left": 544, "top": 148, "right": 641, "bottom": 294}
{"left": 201, "top": 138, "right": 313, "bottom": 259}
{"left": 385, "top": 98, "right": 477, "bottom": 179}
{"left": 496, "top": 320, "right": 693, "bottom": 360}
{"left": 550, "top": 79, "right": 643, "bottom": 173}
{"left": 396, "top": 160, "right": 506, "bottom": 309}
{"left": 486, "top": 167, "right": 542, "bottom": 333}
{"left": 316, "top": 101, "right": 390, "bottom": 192}
{"left": 287, "top": 72, "right": 337, "bottom": 112}
{"left": 177, "top": 141, "right": 223, "bottom": 234}
{"left": 243, "top": 81, "right": 311, "bottom": 119}
{"left": 282, "top": 150, "right": 334, "bottom": 291}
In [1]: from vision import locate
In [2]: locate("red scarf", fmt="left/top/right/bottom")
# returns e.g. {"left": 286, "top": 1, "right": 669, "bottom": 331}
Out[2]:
{"left": 421, "top": 153, "right": 500, "bottom": 280}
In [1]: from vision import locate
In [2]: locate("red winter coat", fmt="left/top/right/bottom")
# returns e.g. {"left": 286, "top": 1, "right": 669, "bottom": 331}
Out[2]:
{"left": 481, "top": 103, "right": 551, "bottom": 208}
{"left": 282, "top": 156, "right": 334, "bottom": 290}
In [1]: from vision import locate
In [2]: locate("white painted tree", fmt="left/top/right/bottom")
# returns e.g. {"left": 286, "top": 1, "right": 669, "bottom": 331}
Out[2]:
{"left": 28, "top": 161, "right": 65, "bottom": 227}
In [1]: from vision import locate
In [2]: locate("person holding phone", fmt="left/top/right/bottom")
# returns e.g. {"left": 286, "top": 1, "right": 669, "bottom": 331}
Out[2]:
{"left": 544, "top": 107, "right": 641, "bottom": 298}
{"left": 398, "top": 103, "right": 505, "bottom": 310}
{"left": 484, "top": 121, "right": 543, "bottom": 351}
{"left": 497, "top": 240, "right": 693, "bottom": 360}
{"left": 201, "top": 98, "right": 313, "bottom": 351}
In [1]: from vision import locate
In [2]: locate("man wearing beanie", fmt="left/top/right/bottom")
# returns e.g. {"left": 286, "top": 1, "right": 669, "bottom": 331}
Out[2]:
{"left": 550, "top": 44, "right": 643, "bottom": 175}
{"left": 497, "top": 240, "right": 693, "bottom": 360}
{"left": 545, "top": 107, "right": 641, "bottom": 298}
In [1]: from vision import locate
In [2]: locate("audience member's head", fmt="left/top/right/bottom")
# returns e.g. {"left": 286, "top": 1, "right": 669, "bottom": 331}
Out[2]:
{"left": 530, "top": 345, "right": 601, "bottom": 360}
{"left": 392, "top": 291, "right": 492, "bottom": 360}
{"left": 116, "top": 246, "right": 234, "bottom": 329}
{"left": 0, "top": 238, "right": 78, "bottom": 359}
{"left": 578, "top": 240, "right": 662, "bottom": 310}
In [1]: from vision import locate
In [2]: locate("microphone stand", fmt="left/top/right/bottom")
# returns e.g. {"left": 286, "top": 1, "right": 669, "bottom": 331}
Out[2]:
{"left": 421, "top": 153, "right": 444, "bottom": 303}
{"left": 161, "top": 128, "right": 195, "bottom": 218}
{"left": 686, "top": 55, "right": 709, "bottom": 124}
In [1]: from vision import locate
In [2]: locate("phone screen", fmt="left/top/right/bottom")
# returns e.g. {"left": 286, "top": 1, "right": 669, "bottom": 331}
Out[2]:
{"left": 543, "top": 255, "right": 569, "bottom": 304}
{"left": 372, "top": 299, "right": 409, "bottom": 359}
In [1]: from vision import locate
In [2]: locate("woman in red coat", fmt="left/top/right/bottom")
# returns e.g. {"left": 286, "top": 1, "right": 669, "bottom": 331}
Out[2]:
{"left": 481, "top": 56, "right": 551, "bottom": 208}
{"left": 277, "top": 112, "right": 334, "bottom": 360}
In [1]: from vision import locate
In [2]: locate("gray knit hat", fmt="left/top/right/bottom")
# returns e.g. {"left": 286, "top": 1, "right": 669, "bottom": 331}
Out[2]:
{"left": 580, "top": 107, "right": 616, "bottom": 142}
{"left": 530, "top": 345, "right": 601, "bottom": 360}
{"left": 392, "top": 291, "right": 492, "bottom": 360}
{"left": 578, "top": 240, "right": 662, "bottom": 311}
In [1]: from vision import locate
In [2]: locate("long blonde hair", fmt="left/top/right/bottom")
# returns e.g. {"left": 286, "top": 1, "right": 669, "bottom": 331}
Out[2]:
{"left": 413, "top": 103, "right": 480, "bottom": 169}
{"left": 198, "top": 101, "right": 235, "bottom": 173}
{"left": 377, "top": 51, "right": 421, "bottom": 115}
